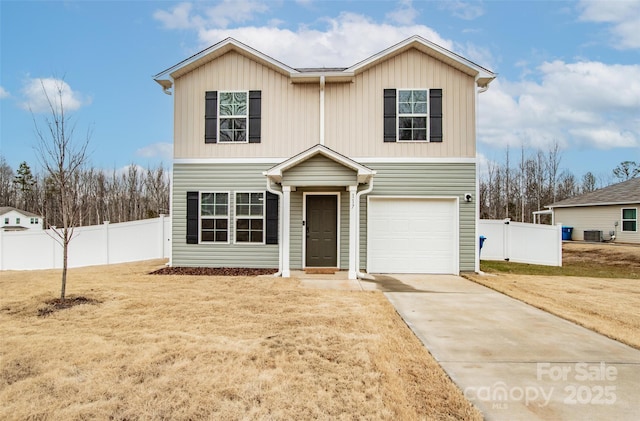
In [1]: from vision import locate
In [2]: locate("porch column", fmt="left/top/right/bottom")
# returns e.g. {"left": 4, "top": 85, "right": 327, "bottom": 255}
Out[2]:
{"left": 282, "top": 186, "right": 291, "bottom": 277}
{"left": 348, "top": 185, "right": 358, "bottom": 279}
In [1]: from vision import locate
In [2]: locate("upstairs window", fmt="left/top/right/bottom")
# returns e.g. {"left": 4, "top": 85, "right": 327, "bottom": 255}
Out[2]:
{"left": 4, "top": 218, "right": 8, "bottom": 224}
{"left": 398, "top": 90, "right": 428, "bottom": 141}
{"left": 384, "top": 88, "right": 442, "bottom": 143}
{"left": 622, "top": 208, "right": 637, "bottom": 232}
{"left": 16, "top": 217, "right": 20, "bottom": 224}
{"left": 205, "top": 91, "right": 261, "bottom": 144}
{"left": 219, "top": 92, "right": 248, "bottom": 142}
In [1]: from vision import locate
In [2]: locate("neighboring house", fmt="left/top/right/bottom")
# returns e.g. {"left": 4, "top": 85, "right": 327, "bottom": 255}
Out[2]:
{"left": 0, "top": 207, "right": 43, "bottom": 231}
{"left": 154, "top": 36, "right": 495, "bottom": 278}
{"left": 547, "top": 177, "right": 640, "bottom": 244}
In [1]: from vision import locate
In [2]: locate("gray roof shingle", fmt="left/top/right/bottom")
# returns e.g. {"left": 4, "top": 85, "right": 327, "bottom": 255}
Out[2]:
{"left": 0, "top": 206, "right": 42, "bottom": 218}
{"left": 548, "top": 177, "right": 640, "bottom": 208}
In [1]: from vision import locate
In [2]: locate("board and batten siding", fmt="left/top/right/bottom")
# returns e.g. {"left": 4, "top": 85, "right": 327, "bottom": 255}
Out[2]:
{"left": 173, "top": 48, "right": 477, "bottom": 161}
{"left": 325, "top": 48, "right": 477, "bottom": 159}
{"left": 172, "top": 163, "right": 280, "bottom": 267}
{"left": 358, "top": 162, "right": 476, "bottom": 272}
{"left": 282, "top": 155, "right": 357, "bottom": 187}
{"left": 554, "top": 205, "right": 640, "bottom": 244}
{"left": 173, "top": 51, "right": 319, "bottom": 159}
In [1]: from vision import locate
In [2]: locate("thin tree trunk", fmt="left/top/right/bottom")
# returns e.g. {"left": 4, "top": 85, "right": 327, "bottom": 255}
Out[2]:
{"left": 61, "top": 228, "right": 68, "bottom": 300}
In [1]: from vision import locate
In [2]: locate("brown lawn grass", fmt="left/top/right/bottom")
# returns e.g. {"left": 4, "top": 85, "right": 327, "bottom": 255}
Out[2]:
{"left": 466, "top": 242, "right": 640, "bottom": 350}
{"left": 1, "top": 260, "right": 481, "bottom": 420}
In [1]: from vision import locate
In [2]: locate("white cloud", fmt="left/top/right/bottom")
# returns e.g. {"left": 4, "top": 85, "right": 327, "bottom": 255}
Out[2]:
{"left": 136, "top": 142, "right": 173, "bottom": 160}
{"left": 440, "top": 0, "right": 485, "bottom": 20}
{"left": 196, "top": 13, "right": 452, "bottom": 68}
{"left": 154, "top": 0, "right": 268, "bottom": 30}
{"left": 20, "top": 78, "right": 86, "bottom": 113}
{"left": 578, "top": 0, "right": 640, "bottom": 49}
{"left": 479, "top": 61, "right": 640, "bottom": 151}
{"left": 153, "top": 2, "right": 200, "bottom": 30}
{"left": 0, "top": 86, "right": 9, "bottom": 99}
{"left": 153, "top": 2, "right": 496, "bottom": 70}
{"left": 386, "top": 0, "right": 419, "bottom": 25}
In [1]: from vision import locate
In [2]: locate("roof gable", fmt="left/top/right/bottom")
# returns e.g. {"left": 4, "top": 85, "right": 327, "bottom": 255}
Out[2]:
{"left": 0, "top": 206, "right": 42, "bottom": 218}
{"left": 548, "top": 177, "right": 640, "bottom": 208}
{"left": 346, "top": 35, "right": 495, "bottom": 88}
{"left": 264, "top": 145, "right": 376, "bottom": 184}
{"left": 154, "top": 35, "right": 496, "bottom": 92}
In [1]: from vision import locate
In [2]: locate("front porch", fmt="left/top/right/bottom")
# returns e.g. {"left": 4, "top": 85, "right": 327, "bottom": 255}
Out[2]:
{"left": 264, "top": 145, "right": 376, "bottom": 279}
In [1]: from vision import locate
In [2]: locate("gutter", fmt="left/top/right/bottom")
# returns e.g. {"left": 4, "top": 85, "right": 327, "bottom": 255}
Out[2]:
{"left": 320, "top": 76, "right": 325, "bottom": 146}
{"left": 355, "top": 179, "right": 375, "bottom": 280}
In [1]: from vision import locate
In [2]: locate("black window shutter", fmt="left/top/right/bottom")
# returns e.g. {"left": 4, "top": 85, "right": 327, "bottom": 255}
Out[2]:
{"left": 430, "top": 89, "right": 443, "bottom": 143}
{"left": 265, "top": 191, "right": 278, "bottom": 244}
{"left": 205, "top": 91, "right": 217, "bottom": 143}
{"left": 186, "top": 191, "right": 199, "bottom": 244}
{"left": 248, "top": 90, "right": 261, "bottom": 143}
{"left": 383, "top": 89, "right": 397, "bottom": 142}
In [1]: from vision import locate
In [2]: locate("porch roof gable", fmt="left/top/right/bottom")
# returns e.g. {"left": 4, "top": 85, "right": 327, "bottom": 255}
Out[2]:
{"left": 263, "top": 145, "right": 376, "bottom": 185}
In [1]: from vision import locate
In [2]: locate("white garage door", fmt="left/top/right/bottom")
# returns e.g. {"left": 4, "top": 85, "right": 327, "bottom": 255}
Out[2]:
{"left": 367, "top": 197, "right": 458, "bottom": 274}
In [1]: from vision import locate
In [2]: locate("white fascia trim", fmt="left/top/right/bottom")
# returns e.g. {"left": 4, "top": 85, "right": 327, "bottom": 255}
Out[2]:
{"left": 347, "top": 35, "right": 495, "bottom": 81}
{"left": 174, "top": 158, "right": 286, "bottom": 165}
{"left": 548, "top": 201, "right": 640, "bottom": 209}
{"left": 155, "top": 37, "right": 298, "bottom": 81}
{"left": 174, "top": 156, "right": 477, "bottom": 165}
{"left": 355, "top": 157, "right": 476, "bottom": 164}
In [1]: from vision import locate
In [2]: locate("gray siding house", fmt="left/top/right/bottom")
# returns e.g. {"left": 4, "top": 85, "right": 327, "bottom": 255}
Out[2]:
{"left": 154, "top": 36, "right": 495, "bottom": 278}
{"left": 548, "top": 177, "right": 640, "bottom": 244}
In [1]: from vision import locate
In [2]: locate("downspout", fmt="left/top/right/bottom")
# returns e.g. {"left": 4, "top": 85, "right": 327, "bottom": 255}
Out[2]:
{"left": 475, "top": 81, "right": 489, "bottom": 273}
{"left": 319, "top": 75, "right": 325, "bottom": 146}
{"left": 355, "top": 178, "right": 374, "bottom": 279}
{"left": 265, "top": 178, "right": 283, "bottom": 277}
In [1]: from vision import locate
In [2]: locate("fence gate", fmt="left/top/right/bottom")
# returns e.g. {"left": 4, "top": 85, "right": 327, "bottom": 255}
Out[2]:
{"left": 478, "top": 219, "right": 562, "bottom": 267}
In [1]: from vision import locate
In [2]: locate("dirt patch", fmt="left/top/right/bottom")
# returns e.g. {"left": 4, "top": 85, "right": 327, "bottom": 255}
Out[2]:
{"left": 150, "top": 266, "right": 278, "bottom": 276}
{"left": 37, "top": 296, "right": 101, "bottom": 317}
{"left": 563, "top": 241, "right": 640, "bottom": 271}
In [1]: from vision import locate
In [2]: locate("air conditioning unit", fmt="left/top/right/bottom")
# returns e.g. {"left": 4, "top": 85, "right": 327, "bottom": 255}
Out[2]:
{"left": 584, "top": 230, "right": 603, "bottom": 242}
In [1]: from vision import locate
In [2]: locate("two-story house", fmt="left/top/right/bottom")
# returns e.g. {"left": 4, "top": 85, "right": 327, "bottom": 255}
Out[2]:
{"left": 154, "top": 36, "right": 495, "bottom": 279}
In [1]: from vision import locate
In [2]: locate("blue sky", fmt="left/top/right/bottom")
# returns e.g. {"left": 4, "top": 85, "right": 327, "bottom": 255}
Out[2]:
{"left": 1, "top": 0, "right": 639, "bottom": 185}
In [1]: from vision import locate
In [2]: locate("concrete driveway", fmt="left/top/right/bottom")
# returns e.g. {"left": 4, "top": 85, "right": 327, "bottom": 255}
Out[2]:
{"left": 365, "top": 274, "right": 640, "bottom": 421}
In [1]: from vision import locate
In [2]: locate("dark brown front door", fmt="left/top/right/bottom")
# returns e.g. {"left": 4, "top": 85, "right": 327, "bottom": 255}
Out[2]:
{"left": 305, "top": 195, "right": 338, "bottom": 267}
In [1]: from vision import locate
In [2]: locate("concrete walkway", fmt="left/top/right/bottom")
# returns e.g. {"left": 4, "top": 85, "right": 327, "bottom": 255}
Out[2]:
{"left": 370, "top": 274, "right": 640, "bottom": 421}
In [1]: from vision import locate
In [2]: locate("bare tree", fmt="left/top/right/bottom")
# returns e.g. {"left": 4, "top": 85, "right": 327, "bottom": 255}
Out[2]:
{"left": 613, "top": 161, "right": 640, "bottom": 181}
{"left": 32, "top": 78, "right": 90, "bottom": 301}
{"left": 0, "top": 156, "right": 16, "bottom": 207}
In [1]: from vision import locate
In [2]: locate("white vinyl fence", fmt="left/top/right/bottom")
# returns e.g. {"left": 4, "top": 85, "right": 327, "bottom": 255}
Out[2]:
{"left": 0, "top": 216, "right": 171, "bottom": 271}
{"left": 479, "top": 219, "right": 562, "bottom": 267}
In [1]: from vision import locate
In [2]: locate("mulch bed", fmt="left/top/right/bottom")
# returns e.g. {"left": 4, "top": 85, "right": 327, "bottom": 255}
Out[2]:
{"left": 38, "top": 296, "right": 101, "bottom": 317}
{"left": 150, "top": 267, "right": 279, "bottom": 276}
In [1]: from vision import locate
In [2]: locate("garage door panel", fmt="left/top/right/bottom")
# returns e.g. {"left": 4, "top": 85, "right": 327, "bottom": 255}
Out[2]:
{"left": 368, "top": 198, "right": 458, "bottom": 274}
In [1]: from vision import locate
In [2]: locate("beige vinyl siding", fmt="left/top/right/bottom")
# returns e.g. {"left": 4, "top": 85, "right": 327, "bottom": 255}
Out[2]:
{"left": 282, "top": 155, "right": 357, "bottom": 186}
{"left": 554, "top": 205, "right": 640, "bottom": 244}
{"left": 325, "top": 48, "right": 477, "bottom": 158}
{"left": 172, "top": 163, "right": 279, "bottom": 267}
{"left": 173, "top": 51, "right": 319, "bottom": 159}
{"left": 358, "top": 162, "right": 476, "bottom": 271}
{"left": 174, "top": 48, "right": 477, "bottom": 161}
